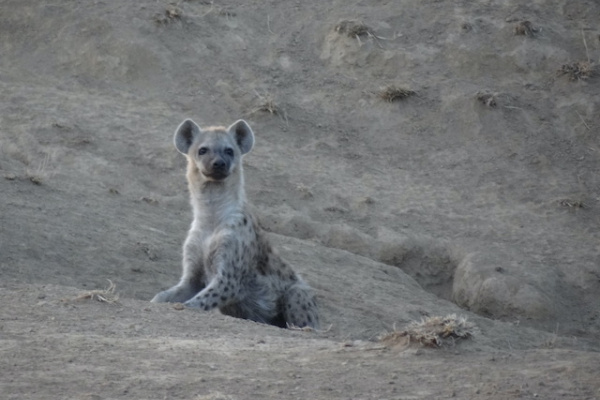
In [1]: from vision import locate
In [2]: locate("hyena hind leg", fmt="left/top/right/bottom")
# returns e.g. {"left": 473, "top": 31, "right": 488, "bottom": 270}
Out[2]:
{"left": 283, "top": 281, "right": 320, "bottom": 329}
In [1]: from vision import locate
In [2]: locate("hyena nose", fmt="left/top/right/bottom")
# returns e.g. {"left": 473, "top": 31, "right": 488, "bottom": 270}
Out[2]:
{"left": 212, "top": 159, "right": 226, "bottom": 170}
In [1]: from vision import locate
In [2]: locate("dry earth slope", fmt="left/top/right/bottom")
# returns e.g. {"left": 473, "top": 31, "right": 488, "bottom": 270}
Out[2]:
{"left": 1, "top": 1, "right": 600, "bottom": 399}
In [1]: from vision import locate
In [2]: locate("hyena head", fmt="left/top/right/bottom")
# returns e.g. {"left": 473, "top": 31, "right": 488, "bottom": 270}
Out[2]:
{"left": 174, "top": 119, "right": 254, "bottom": 181}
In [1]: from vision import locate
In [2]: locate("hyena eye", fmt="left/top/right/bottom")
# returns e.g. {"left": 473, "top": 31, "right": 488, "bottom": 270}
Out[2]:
{"left": 198, "top": 147, "right": 208, "bottom": 155}
{"left": 224, "top": 148, "right": 234, "bottom": 157}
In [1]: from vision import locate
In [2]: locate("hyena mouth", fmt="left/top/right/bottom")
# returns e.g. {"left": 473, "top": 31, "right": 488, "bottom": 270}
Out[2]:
{"left": 203, "top": 169, "right": 229, "bottom": 181}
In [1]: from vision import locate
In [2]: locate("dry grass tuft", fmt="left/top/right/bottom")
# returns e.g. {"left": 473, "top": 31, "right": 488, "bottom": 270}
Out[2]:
{"left": 557, "top": 61, "right": 598, "bottom": 81}
{"left": 380, "top": 314, "right": 476, "bottom": 348}
{"left": 476, "top": 91, "right": 497, "bottom": 107}
{"left": 558, "top": 199, "right": 585, "bottom": 209}
{"left": 255, "top": 99, "right": 278, "bottom": 114}
{"left": 250, "top": 93, "right": 279, "bottom": 115}
{"left": 25, "top": 152, "right": 52, "bottom": 185}
{"left": 514, "top": 20, "right": 537, "bottom": 36}
{"left": 378, "top": 85, "right": 416, "bottom": 102}
{"left": 140, "top": 196, "right": 159, "bottom": 205}
{"left": 335, "top": 20, "right": 372, "bottom": 38}
{"left": 154, "top": 6, "right": 183, "bottom": 25}
{"left": 75, "top": 280, "right": 120, "bottom": 304}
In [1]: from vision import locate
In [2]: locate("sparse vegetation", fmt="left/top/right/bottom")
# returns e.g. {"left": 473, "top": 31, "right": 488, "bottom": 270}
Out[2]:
{"left": 557, "top": 61, "right": 597, "bottom": 81}
{"left": 25, "top": 152, "right": 52, "bottom": 185}
{"left": 378, "top": 85, "right": 415, "bottom": 102}
{"left": 334, "top": 20, "right": 385, "bottom": 47}
{"left": 335, "top": 20, "right": 371, "bottom": 38}
{"left": 255, "top": 97, "right": 278, "bottom": 114}
{"left": 514, "top": 20, "right": 538, "bottom": 36}
{"left": 250, "top": 93, "right": 279, "bottom": 115}
{"left": 154, "top": 6, "right": 182, "bottom": 25}
{"left": 558, "top": 199, "right": 585, "bottom": 209}
{"left": 380, "top": 314, "right": 476, "bottom": 348}
{"left": 476, "top": 90, "right": 497, "bottom": 107}
{"left": 140, "top": 196, "right": 159, "bottom": 204}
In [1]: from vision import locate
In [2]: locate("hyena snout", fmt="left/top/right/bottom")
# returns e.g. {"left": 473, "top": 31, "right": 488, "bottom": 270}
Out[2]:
{"left": 202, "top": 156, "right": 231, "bottom": 180}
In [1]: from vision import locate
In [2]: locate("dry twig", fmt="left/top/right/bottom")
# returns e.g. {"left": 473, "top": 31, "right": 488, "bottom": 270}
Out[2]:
{"left": 75, "top": 279, "right": 120, "bottom": 304}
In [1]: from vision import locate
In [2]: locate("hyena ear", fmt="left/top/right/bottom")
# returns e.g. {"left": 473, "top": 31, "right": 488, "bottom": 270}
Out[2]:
{"left": 227, "top": 119, "right": 254, "bottom": 155}
{"left": 174, "top": 119, "right": 202, "bottom": 155}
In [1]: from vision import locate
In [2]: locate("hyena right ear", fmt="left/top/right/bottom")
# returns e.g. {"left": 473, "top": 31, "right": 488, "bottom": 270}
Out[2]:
{"left": 174, "top": 119, "right": 201, "bottom": 155}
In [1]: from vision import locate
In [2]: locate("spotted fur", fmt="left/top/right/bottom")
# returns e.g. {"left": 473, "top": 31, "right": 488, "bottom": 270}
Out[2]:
{"left": 151, "top": 119, "right": 319, "bottom": 329}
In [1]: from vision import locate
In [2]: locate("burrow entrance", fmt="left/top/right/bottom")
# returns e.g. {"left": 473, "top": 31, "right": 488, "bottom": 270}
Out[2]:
{"left": 378, "top": 240, "right": 459, "bottom": 303}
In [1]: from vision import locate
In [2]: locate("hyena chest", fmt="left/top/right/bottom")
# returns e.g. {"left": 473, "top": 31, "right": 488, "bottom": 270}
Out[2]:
{"left": 200, "top": 227, "right": 256, "bottom": 278}
{"left": 200, "top": 233, "right": 221, "bottom": 278}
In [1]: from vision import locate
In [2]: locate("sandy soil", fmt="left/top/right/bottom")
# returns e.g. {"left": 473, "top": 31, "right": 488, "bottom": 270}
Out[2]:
{"left": 1, "top": 0, "right": 599, "bottom": 399}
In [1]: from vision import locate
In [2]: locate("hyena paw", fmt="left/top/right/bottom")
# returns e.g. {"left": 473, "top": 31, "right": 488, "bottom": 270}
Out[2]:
{"left": 150, "top": 290, "right": 173, "bottom": 303}
{"left": 151, "top": 286, "right": 194, "bottom": 303}
{"left": 183, "top": 297, "right": 204, "bottom": 309}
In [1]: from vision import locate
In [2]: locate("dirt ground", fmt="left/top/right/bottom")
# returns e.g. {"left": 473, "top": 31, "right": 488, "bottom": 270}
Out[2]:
{"left": 1, "top": 0, "right": 599, "bottom": 399}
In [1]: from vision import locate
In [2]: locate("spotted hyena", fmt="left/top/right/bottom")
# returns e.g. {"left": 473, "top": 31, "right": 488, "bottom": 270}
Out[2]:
{"left": 151, "top": 119, "right": 319, "bottom": 329}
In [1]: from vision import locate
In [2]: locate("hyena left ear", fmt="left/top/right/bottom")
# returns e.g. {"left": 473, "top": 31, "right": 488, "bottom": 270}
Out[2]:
{"left": 227, "top": 119, "right": 254, "bottom": 155}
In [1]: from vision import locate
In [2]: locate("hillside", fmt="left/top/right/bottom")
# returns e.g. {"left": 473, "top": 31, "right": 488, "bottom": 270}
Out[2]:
{"left": 1, "top": 1, "right": 599, "bottom": 399}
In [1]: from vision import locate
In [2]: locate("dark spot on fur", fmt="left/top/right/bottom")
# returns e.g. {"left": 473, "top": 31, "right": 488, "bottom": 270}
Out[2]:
{"left": 256, "top": 246, "right": 270, "bottom": 276}
{"left": 221, "top": 296, "right": 228, "bottom": 302}
{"left": 302, "top": 305, "right": 307, "bottom": 311}
{"left": 203, "top": 305, "right": 210, "bottom": 311}
{"left": 223, "top": 286, "right": 229, "bottom": 292}
{"left": 211, "top": 292, "right": 219, "bottom": 297}
{"left": 243, "top": 217, "right": 247, "bottom": 225}
{"left": 307, "top": 315, "right": 312, "bottom": 323}
{"left": 211, "top": 302, "right": 218, "bottom": 308}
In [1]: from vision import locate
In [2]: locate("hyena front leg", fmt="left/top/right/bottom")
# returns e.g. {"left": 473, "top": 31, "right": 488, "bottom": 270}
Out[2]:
{"left": 183, "top": 234, "right": 243, "bottom": 310}
{"left": 152, "top": 231, "right": 206, "bottom": 303}
{"left": 183, "top": 272, "right": 241, "bottom": 310}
